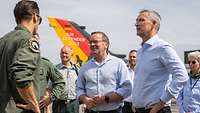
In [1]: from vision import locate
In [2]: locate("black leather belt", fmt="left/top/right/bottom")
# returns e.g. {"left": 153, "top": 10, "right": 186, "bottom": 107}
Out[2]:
{"left": 86, "top": 107, "right": 121, "bottom": 113}
{"left": 135, "top": 106, "right": 170, "bottom": 113}
{"left": 55, "top": 99, "right": 76, "bottom": 104}
{"left": 124, "top": 101, "right": 132, "bottom": 106}
{"left": 135, "top": 107, "right": 151, "bottom": 113}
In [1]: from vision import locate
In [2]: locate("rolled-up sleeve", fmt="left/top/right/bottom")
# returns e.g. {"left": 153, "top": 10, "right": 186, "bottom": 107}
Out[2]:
{"left": 48, "top": 63, "right": 65, "bottom": 99}
{"left": 116, "top": 60, "right": 132, "bottom": 99}
{"left": 9, "top": 35, "right": 40, "bottom": 88}
{"left": 160, "top": 46, "right": 189, "bottom": 102}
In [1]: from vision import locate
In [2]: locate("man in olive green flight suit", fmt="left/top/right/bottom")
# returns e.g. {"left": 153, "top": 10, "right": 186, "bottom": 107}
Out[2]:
{"left": 0, "top": 1, "right": 42, "bottom": 113}
{"left": 7, "top": 57, "right": 66, "bottom": 113}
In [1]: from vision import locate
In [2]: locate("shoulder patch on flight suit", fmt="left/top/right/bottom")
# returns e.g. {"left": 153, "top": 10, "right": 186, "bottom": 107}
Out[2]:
{"left": 29, "top": 36, "right": 40, "bottom": 53}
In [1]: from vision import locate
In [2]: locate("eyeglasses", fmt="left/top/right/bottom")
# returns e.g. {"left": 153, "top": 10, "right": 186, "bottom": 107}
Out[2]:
{"left": 188, "top": 61, "right": 197, "bottom": 64}
{"left": 89, "top": 40, "right": 105, "bottom": 45}
{"left": 36, "top": 14, "right": 42, "bottom": 25}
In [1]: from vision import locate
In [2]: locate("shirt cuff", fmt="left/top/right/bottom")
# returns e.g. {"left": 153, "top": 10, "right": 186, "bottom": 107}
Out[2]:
{"left": 16, "top": 81, "right": 32, "bottom": 88}
{"left": 160, "top": 92, "right": 173, "bottom": 103}
{"left": 76, "top": 90, "right": 86, "bottom": 99}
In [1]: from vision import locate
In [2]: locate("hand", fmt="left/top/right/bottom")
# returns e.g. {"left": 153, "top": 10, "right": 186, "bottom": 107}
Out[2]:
{"left": 131, "top": 106, "right": 136, "bottom": 113}
{"left": 93, "top": 95, "right": 106, "bottom": 105}
{"left": 44, "top": 105, "right": 52, "bottom": 113}
{"left": 83, "top": 97, "right": 96, "bottom": 109}
{"left": 39, "top": 95, "right": 52, "bottom": 109}
{"left": 149, "top": 100, "right": 165, "bottom": 113}
{"left": 79, "top": 104, "right": 87, "bottom": 113}
{"left": 16, "top": 103, "right": 41, "bottom": 113}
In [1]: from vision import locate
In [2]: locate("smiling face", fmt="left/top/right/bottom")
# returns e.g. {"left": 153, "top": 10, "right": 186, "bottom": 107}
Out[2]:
{"left": 128, "top": 51, "right": 137, "bottom": 68}
{"left": 89, "top": 33, "right": 108, "bottom": 58}
{"left": 60, "top": 46, "right": 73, "bottom": 64}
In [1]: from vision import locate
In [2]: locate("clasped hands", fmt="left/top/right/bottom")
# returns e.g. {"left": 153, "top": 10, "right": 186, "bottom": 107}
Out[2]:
{"left": 83, "top": 95, "right": 107, "bottom": 109}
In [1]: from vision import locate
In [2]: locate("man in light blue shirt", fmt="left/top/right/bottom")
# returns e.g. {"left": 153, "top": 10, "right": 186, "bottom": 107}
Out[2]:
{"left": 76, "top": 31, "right": 132, "bottom": 113}
{"left": 132, "top": 9, "right": 189, "bottom": 113}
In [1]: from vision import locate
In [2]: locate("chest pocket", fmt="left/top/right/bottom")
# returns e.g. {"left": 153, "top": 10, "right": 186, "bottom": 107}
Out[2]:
{"left": 39, "top": 68, "right": 46, "bottom": 80}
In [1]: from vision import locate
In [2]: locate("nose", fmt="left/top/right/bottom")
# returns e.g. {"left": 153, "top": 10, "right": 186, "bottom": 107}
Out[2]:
{"left": 135, "top": 23, "right": 138, "bottom": 27}
{"left": 62, "top": 53, "right": 67, "bottom": 56}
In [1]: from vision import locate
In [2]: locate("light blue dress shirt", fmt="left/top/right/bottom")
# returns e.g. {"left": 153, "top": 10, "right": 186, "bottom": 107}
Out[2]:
{"left": 124, "top": 68, "right": 134, "bottom": 102}
{"left": 132, "top": 35, "right": 189, "bottom": 108}
{"left": 177, "top": 74, "right": 200, "bottom": 113}
{"left": 76, "top": 54, "right": 132, "bottom": 111}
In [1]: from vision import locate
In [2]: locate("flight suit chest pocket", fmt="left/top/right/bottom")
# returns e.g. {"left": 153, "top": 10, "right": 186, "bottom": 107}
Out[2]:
{"left": 39, "top": 68, "right": 46, "bottom": 80}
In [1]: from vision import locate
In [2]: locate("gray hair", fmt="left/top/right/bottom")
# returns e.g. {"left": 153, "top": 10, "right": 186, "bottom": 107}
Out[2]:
{"left": 188, "top": 51, "right": 200, "bottom": 63}
{"left": 139, "top": 9, "right": 161, "bottom": 31}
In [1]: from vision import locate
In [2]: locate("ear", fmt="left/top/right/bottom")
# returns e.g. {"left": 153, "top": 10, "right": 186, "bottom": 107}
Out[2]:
{"left": 105, "top": 43, "right": 109, "bottom": 49}
{"left": 152, "top": 20, "right": 157, "bottom": 25}
{"left": 32, "top": 14, "right": 37, "bottom": 24}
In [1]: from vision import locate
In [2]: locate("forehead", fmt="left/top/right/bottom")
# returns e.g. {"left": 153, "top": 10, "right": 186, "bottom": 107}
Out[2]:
{"left": 129, "top": 51, "right": 137, "bottom": 56}
{"left": 137, "top": 12, "right": 150, "bottom": 19}
{"left": 90, "top": 33, "right": 103, "bottom": 40}
{"left": 188, "top": 56, "right": 197, "bottom": 60}
{"left": 61, "top": 46, "right": 73, "bottom": 52}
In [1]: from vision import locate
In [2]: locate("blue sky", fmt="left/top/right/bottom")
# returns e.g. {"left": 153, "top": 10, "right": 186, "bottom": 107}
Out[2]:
{"left": 0, "top": 0, "right": 200, "bottom": 64}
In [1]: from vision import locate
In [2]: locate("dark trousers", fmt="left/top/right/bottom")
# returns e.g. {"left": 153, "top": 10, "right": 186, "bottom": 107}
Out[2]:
{"left": 52, "top": 99, "right": 79, "bottom": 113}
{"left": 122, "top": 101, "right": 134, "bottom": 113}
{"left": 86, "top": 107, "right": 122, "bottom": 113}
{"left": 135, "top": 106, "right": 171, "bottom": 113}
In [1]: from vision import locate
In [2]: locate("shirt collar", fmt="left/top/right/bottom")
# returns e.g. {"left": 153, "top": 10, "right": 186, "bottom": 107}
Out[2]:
{"left": 58, "top": 63, "right": 74, "bottom": 69}
{"left": 91, "top": 54, "right": 112, "bottom": 65}
{"left": 141, "top": 34, "right": 159, "bottom": 49}
{"left": 15, "top": 25, "right": 31, "bottom": 34}
{"left": 141, "top": 34, "right": 159, "bottom": 46}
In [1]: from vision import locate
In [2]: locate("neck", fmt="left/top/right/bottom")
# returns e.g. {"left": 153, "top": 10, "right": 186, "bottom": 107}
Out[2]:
{"left": 20, "top": 22, "right": 34, "bottom": 34}
{"left": 190, "top": 70, "right": 200, "bottom": 79}
{"left": 62, "top": 61, "right": 71, "bottom": 66}
{"left": 192, "top": 69, "right": 200, "bottom": 75}
{"left": 142, "top": 31, "right": 157, "bottom": 43}
{"left": 95, "top": 52, "right": 108, "bottom": 63}
{"left": 130, "top": 65, "right": 135, "bottom": 70}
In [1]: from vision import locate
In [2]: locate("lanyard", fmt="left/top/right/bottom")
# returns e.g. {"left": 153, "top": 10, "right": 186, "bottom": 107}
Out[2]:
{"left": 190, "top": 78, "right": 200, "bottom": 90}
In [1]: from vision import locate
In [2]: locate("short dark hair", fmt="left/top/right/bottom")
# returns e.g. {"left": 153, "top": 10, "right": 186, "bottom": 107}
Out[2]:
{"left": 14, "top": 0, "right": 40, "bottom": 24}
{"left": 91, "top": 31, "right": 109, "bottom": 45}
{"left": 91, "top": 31, "right": 110, "bottom": 52}
{"left": 129, "top": 49, "right": 137, "bottom": 54}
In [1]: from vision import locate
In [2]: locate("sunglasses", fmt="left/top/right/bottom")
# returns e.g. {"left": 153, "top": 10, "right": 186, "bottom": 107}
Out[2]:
{"left": 188, "top": 61, "right": 196, "bottom": 64}
{"left": 36, "top": 14, "right": 42, "bottom": 25}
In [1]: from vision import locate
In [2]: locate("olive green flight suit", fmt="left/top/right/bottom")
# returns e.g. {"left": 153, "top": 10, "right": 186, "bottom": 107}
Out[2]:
{"left": 4, "top": 57, "right": 66, "bottom": 113}
{"left": 37, "top": 57, "right": 65, "bottom": 101}
{"left": 0, "top": 25, "right": 40, "bottom": 113}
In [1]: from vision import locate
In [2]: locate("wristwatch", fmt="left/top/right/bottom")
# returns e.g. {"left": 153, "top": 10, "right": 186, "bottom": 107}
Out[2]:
{"left": 105, "top": 96, "right": 110, "bottom": 103}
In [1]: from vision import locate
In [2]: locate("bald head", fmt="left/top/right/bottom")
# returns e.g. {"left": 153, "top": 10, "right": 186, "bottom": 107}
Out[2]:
{"left": 60, "top": 46, "right": 74, "bottom": 64}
